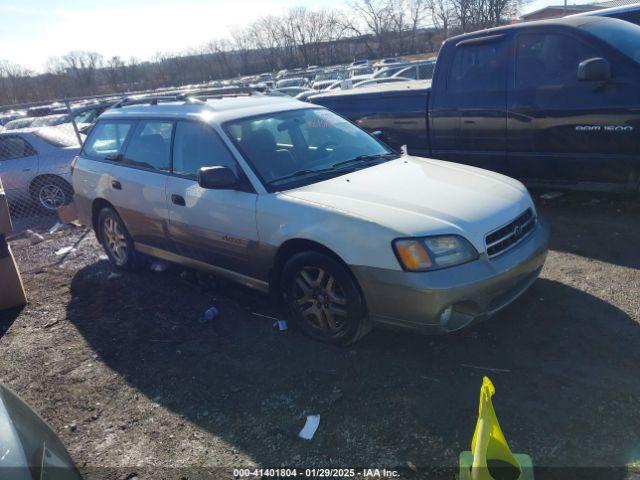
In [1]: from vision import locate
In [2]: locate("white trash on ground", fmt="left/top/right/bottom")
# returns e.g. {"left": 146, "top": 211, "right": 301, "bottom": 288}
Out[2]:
{"left": 55, "top": 246, "right": 75, "bottom": 255}
{"left": 540, "top": 191, "right": 564, "bottom": 200}
{"left": 298, "top": 414, "right": 320, "bottom": 440}
{"left": 149, "top": 260, "right": 170, "bottom": 272}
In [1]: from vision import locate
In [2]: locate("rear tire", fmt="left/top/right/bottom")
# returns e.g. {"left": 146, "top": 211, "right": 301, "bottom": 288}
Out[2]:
{"left": 97, "top": 207, "right": 144, "bottom": 271}
{"left": 281, "top": 251, "right": 371, "bottom": 345}
{"left": 31, "top": 176, "right": 73, "bottom": 211}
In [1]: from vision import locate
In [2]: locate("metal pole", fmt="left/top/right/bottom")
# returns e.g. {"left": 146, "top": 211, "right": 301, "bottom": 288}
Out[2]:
{"left": 63, "top": 98, "right": 83, "bottom": 147}
{"left": 564, "top": 0, "right": 567, "bottom": 16}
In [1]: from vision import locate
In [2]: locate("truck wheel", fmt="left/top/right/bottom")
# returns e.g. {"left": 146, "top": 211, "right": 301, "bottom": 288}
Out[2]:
{"left": 97, "top": 207, "right": 143, "bottom": 271}
{"left": 31, "top": 176, "right": 73, "bottom": 211}
{"left": 281, "top": 251, "right": 371, "bottom": 345}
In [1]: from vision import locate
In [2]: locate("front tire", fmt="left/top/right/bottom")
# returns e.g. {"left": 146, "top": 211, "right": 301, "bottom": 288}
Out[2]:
{"left": 97, "top": 207, "right": 143, "bottom": 270}
{"left": 281, "top": 251, "right": 370, "bottom": 345}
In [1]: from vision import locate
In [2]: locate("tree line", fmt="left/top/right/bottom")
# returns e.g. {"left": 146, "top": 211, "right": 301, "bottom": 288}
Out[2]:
{"left": 0, "top": 0, "right": 522, "bottom": 107}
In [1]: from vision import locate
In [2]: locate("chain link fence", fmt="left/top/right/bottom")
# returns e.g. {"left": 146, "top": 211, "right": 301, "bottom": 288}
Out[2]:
{"left": 0, "top": 100, "right": 104, "bottom": 236}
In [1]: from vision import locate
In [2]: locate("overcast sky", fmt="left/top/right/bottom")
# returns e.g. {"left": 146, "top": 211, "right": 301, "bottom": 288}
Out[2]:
{"left": 1, "top": 0, "right": 595, "bottom": 72}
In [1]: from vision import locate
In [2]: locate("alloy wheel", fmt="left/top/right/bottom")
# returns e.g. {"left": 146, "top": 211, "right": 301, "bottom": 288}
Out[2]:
{"left": 102, "top": 216, "right": 128, "bottom": 266}
{"left": 38, "top": 183, "right": 66, "bottom": 210}
{"left": 293, "top": 266, "right": 349, "bottom": 336}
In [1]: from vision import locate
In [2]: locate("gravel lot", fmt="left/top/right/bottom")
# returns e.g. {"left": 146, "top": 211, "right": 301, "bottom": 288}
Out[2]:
{"left": 1, "top": 192, "right": 640, "bottom": 480}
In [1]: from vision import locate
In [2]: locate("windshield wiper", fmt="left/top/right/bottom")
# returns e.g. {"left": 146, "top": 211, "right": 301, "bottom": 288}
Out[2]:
{"left": 267, "top": 168, "right": 338, "bottom": 185}
{"left": 331, "top": 153, "right": 399, "bottom": 169}
{"left": 267, "top": 153, "right": 398, "bottom": 186}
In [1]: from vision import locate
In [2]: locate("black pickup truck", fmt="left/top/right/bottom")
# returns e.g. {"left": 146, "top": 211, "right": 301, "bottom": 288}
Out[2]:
{"left": 310, "top": 15, "right": 640, "bottom": 191}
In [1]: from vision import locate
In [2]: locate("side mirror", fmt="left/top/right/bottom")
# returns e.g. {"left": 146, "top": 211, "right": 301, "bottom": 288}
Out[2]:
{"left": 371, "top": 130, "right": 383, "bottom": 138}
{"left": 198, "top": 166, "right": 238, "bottom": 189}
{"left": 578, "top": 57, "right": 611, "bottom": 82}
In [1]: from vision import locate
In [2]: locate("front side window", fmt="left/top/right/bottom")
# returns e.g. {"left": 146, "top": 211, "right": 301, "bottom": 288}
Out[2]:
{"left": 449, "top": 40, "right": 507, "bottom": 91}
{"left": 515, "top": 32, "right": 599, "bottom": 89}
{"left": 83, "top": 121, "right": 134, "bottom": 159}
{"left": 122, "top": 120, "right": 173, "bottom": 171}
{"left": 172, "top": 121, "right": 238, "bottom": 178}
{"left": 0, "top": 136, "right": 37, "bottom": 161}
{"left": 225, "top": 108, "right": 396, "bottom": 190}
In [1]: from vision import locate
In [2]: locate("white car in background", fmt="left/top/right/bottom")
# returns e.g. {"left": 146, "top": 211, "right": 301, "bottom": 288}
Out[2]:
{"left": 0, "top": 126, "right": 80, "bottom": 211}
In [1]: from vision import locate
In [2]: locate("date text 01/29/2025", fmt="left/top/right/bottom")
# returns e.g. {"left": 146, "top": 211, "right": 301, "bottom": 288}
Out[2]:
{"left": 233, "top": 468, "right": 400, "bottom": 477}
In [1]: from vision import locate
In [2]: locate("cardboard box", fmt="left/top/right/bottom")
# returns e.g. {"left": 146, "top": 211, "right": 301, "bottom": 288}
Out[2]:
{"left": 0, "top": 178, "right": 12, "bottom": 235}
{"left": 0, "top": 236, "right": 27, "bottom": 310}
{"left": 56, "top": 201, "right": 79, "bottom": 225}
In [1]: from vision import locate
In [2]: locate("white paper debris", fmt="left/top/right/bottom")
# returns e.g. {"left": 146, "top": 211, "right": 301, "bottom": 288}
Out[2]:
{"left": 150, "top": 260, "right": 170, "bottom": 272}
{"left": 298, "top": 414, "right": 320, "bottom": 440}
{"left": 49, "top": 222, "right": 63, "bottom": 234}
{"left": 55, "top": 246, "right": 75, "bottom": 255}
{"left": 540, "top": 191, "right": 563, "bottom": 200}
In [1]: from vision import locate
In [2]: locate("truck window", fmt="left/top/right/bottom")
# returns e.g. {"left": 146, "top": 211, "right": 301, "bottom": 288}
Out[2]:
{"left": 448, "top": 41, "right": 507, "bottom": 92}
{"left": 515, "top": 32, "right": 599, "bottom": 89}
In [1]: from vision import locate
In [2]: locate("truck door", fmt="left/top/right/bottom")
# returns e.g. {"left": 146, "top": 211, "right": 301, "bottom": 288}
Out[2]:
{"left": 507, "top": 27, "right": 640, "bottom": 185}
{"left": 429, "top": 34, "right": 509, "bottom": 174}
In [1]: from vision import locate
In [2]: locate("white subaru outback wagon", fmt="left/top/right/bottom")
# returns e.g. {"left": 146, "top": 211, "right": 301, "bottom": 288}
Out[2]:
{"left": 72, "top": 94, "right": 549, "bottom": 345}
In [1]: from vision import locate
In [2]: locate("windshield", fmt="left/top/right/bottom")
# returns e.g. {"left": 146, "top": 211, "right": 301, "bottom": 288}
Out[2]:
{"left": 581, "top": 17, "right": 640, "bottom": 63}
{"left": 224, "top": 108, "right": 396, "bottom": 191}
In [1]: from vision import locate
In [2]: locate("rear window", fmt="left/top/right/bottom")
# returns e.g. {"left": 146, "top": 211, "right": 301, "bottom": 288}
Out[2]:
{"left": 82, "top": 121, "right": 135, "bottom": 160}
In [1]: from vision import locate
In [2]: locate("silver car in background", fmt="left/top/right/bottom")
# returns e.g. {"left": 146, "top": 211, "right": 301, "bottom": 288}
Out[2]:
{"left": 0, "top": 126, "right": 80, "bottom": 211}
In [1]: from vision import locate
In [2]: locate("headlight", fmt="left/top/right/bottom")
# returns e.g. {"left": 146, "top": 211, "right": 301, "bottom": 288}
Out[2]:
{"left": 393, "top": 235, "right": 478, "bottom": 271}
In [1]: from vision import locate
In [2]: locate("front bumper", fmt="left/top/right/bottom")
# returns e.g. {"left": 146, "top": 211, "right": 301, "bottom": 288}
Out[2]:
{"left": 351, "top": 219, "right": 550, "bottom": 334}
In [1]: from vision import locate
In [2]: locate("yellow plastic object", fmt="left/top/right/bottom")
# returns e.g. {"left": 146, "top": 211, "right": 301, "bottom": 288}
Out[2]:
{"left": 458, "top": 377, "right": 534, "bottom": 480}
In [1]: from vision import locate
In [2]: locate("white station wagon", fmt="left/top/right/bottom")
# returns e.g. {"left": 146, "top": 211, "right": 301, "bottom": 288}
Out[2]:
{"left": 73, "top": 94, "right": 549, "bottom": 345}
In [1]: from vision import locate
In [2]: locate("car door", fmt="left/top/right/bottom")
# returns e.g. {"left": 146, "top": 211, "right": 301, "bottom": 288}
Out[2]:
{"left": 429, "top": 34, "right": 510, "bottom": 174}
{"left": 108, "top": 119, "right": 173, "bottom": 251}
{"left": 0, "top": 135, "right": 38, "bottom": 201}
{"left": 166, "top": 120, "right": 259, "bottom": 279}
{"left": 507, "top": 27, "right": 640, "bottom": 184}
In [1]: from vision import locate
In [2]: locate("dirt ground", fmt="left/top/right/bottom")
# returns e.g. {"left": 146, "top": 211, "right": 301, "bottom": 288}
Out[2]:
{"left": 1, "top": 192, "right": 640, "bottom": 480}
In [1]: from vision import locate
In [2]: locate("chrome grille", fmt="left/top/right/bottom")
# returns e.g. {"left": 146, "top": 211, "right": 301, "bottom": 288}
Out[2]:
{"left": 485, "top": 208, "right": 536, "bottom": 258}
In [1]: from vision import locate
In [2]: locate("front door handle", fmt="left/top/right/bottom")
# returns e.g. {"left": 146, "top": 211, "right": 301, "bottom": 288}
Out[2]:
{"left": 171, "top": 194, "right": 186, "bottom": 206}
{"left": 111, "top": 180, "right": 122, "bottom": 190}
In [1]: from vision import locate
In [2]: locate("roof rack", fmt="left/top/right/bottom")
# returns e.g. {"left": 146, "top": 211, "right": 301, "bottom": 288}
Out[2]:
{"left": 112, "top": 94, "right": 202, "bottom": 109}
{"left": 112, "top": 86, "right": 268, "bottom": 108}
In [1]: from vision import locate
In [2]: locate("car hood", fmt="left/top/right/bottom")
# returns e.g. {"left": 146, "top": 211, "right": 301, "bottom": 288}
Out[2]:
{"left": 282, "top": 156, "right": 534, "bottom": 252}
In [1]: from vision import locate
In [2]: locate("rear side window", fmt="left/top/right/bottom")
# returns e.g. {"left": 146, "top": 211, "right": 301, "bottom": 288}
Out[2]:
{"left": 0, "top": 136, "right": 37, "bottom": 161}
{"left": 172, "top": 121, "right": 238, "bottom": 177}
{"left": 122, "top": 120, "right": 173, "bottom": 171}
{"left": 83, "top": 121, "right": 134, "bottom": 160}
{"left": 448, "top": 40, "right": 507, "bottom": 91}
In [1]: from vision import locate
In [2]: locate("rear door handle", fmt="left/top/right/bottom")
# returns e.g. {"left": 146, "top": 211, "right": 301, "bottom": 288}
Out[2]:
{"left": 171, "top": 194, "right": 186, "bottom": 206}
{"left": 111, "top": 180, "right": 122, "bottom": 190}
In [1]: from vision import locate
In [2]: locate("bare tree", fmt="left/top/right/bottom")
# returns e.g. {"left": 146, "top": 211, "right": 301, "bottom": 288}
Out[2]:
{"left": 344, "top": 0, "right": 396, "bottom": 57}
{"left": 429, "top": 0, "right": 453, "bottom": 39}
